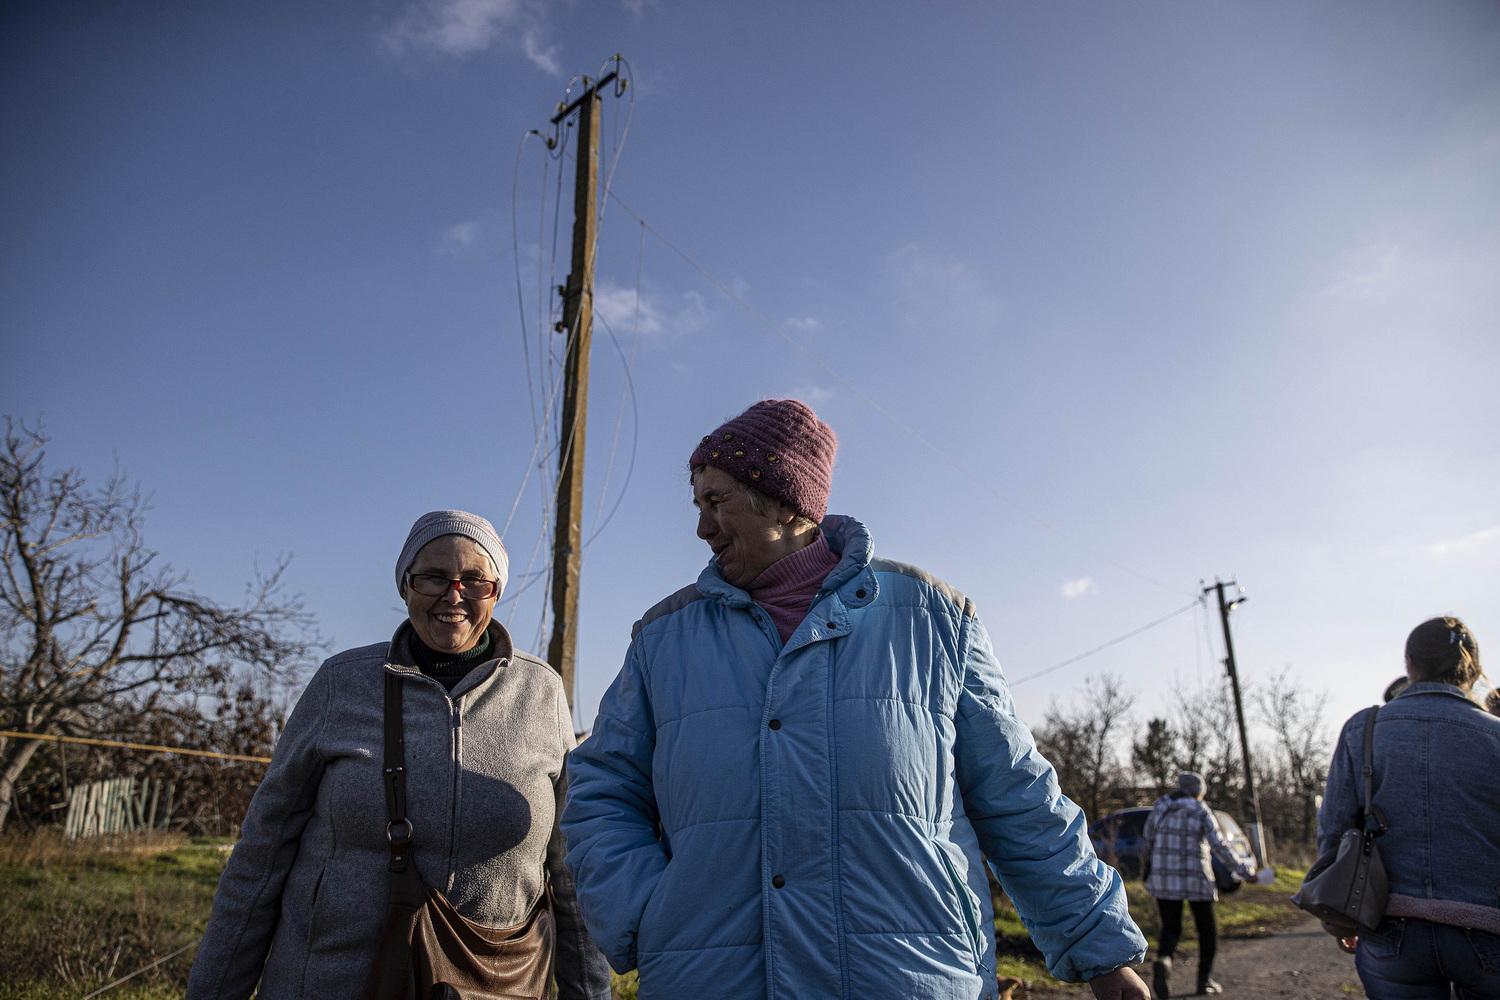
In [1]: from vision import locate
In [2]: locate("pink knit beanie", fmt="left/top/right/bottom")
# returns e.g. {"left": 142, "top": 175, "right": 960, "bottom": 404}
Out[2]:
{"left": 688, "top": 399, "right": 837, "bottom": 521}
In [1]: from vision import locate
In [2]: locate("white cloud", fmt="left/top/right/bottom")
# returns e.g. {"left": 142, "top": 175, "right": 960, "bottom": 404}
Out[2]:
{"left": 1060, "top": 576, "right": 1098, "bottom": 599}
{"left": 382, "top": 0, "right": 558, "bottom": 73}
{"left": 886, "top": 243, "right": 1002, "bottom": 338}
{"left": 518, "top": 27, "right": 559, "bottom": 75}
{"left": 785, "top": 385, "right": 833, "bottom": 405}
{"left": 1325, "top": 240, "right": 1403, "bottom": 299}
{"left": 785, "top": 316, "right": 820, "bottom": 332}
{"left": 1425, "top": 526, "right": 1500, "bottom": 557}
{"left": 436, "top": 220, "right": 481, "bottom": 256}
{"left": 592, "top": 281, "right": 707, "bottom": 346}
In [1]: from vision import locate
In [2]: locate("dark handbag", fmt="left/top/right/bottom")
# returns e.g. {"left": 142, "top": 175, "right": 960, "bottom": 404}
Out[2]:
{"left": 1214, "top": 861, "right": 1245, "bottom": 895}
{"left": 364, "top": 673, "right": 555, "bottom": 1000}
{"left": 1291, "top": 707, "right": 1389, "bottom": 933}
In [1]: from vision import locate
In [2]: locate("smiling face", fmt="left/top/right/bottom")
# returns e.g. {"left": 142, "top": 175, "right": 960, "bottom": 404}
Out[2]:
{"left": 691, "top": 465, "right": 807, "bottom": 588}
{"left": 403, "top": 535, "right": 498, "bottom": 654}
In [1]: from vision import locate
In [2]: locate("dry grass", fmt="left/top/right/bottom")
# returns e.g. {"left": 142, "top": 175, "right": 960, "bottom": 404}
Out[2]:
{"left": 0, "top": 828, "right": 187, "bottom": 866}
{"left": 0, "top": 831, "right": 223, "bottom": 1000}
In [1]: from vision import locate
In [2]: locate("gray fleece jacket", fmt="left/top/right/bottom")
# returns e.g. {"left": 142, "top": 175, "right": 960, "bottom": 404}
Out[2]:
{"left": 187, "top": 621, "right": 611, "bottom": 1000}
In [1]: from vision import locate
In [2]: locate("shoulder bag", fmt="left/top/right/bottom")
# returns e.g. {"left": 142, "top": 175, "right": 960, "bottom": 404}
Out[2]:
{"left": 363, "top": 672, "right": 556, "bottom": 1000}
{"left": 1291, "top": 706, "right": 1389, "bottom": 933}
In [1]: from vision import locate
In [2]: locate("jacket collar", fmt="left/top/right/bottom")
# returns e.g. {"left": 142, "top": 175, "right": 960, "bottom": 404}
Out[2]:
{"left": 384, "top": 619, "right": 513, "bottom": 699}
{"left": 1394, "top": 680, "right": 1479, "bottom": 704}
{"left": 696, "top": 513, "right": 879, "bottom": 611}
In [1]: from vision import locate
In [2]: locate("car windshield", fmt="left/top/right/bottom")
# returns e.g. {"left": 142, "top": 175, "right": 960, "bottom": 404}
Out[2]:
{"left": 1214, "top": 810, "right": 1245, "bottom": 839}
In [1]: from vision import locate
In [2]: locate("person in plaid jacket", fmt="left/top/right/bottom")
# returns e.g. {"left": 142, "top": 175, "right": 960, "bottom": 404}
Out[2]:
{"left": 1143, "top": 772, "right": 1255, "bottom": 996}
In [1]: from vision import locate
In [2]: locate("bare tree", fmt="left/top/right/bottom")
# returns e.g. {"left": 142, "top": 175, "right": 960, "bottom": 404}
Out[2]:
{"left": 0, "top": 420, "right": 316, "bottom": 832}
{"left": 1255, "top": 666, "right": 1330, "bottom": 851}
{"left": 1035, "top": 674, "right": 1135, "bottom": 819}
{"left": 1172, "top": 682, "right": 1240, "bottom": 806}
{"left": 1131, "top": 717, "right": 1177, "bottom": 794}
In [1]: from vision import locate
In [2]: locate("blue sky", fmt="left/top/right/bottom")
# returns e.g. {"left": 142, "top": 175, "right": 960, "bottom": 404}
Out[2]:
{"left": 4, "top": 1, "right": 1497, "bottom": 752}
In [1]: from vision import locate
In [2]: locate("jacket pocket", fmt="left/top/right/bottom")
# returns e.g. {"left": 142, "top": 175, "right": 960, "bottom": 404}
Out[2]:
{"left": 297, "top": 862, "right": 331, "bottom": 994}
{"left": 934, "top": 842, "right": 987, "bottom": 971}
{"left": 304, "top": 862, "right": 330, "bottom": 945}
{"left": 635, "top": 861, "right": 674, "bottom": 956}
{"left": 1360, "top": 918, "right": 1404, "bottom": 960}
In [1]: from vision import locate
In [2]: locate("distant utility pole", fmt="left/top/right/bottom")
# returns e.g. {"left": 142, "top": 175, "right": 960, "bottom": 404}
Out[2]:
{"left": 1205, "top": 578, "right": 1269, "bottom": 867}
{"left": 546, "top": 60, "right": 625, "bottom": 711}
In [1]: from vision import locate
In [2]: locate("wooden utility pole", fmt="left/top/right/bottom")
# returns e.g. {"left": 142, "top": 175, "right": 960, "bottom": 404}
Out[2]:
{"left": 546, "top": 66, "right": 622, "bottom": 710}
{"left": 1206, "top": 578, "right": 1270, "bottom": 867}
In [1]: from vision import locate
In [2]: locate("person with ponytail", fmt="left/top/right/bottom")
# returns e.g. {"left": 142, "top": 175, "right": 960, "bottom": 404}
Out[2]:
{"left": 1314, "top": 616, "right": 1500, "bottom": 998}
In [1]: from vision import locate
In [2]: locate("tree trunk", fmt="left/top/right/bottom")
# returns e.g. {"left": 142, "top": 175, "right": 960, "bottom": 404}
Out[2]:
{"left": 0, "top": 738, "right": 44, "bottom": 834}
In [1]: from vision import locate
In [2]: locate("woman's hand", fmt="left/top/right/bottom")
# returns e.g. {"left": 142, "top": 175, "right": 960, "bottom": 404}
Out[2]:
{"left": 1087, "top": 966, "right": 1150, "bottom": 999}
{"left": 1319, "top": 919, "right": 1358, "bottom": 953}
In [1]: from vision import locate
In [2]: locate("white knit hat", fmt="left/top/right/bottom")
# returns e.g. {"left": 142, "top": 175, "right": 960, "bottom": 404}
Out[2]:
{"left": 395, "top": 510, "right": 509, "bottom": 598}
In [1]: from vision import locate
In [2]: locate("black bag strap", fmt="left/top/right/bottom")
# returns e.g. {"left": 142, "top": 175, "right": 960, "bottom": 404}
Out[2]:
{"left": 1360, "top": 706, "right": 1387, "bottom": 836}
{"left": 384, "top": 671, "right": 415, "bottom": 873}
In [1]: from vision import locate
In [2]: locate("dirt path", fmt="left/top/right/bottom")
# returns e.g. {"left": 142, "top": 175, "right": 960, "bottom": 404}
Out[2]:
{"left": 1017, "top": 914, "right": 1366, "bottom": 998}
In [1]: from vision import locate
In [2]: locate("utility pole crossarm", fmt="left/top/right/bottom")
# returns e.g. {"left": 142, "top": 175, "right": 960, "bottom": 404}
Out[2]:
{"left": 550, "top": 72, "right": 620, "bottom": 125}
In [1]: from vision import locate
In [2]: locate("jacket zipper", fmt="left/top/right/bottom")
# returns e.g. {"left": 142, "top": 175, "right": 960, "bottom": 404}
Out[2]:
{"left": 447, "top": 694, "right": 461, "bottom": 888}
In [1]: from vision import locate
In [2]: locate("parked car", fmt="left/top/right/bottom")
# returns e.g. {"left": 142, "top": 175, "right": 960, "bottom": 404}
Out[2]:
{"left": 1088, "top": 806, "right": 1256, "bottom": 893}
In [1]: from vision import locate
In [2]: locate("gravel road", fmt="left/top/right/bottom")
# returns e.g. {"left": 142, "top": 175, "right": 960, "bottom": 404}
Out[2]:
{"left": 1016, "top": 914, "right": 1366, "bottom": 999}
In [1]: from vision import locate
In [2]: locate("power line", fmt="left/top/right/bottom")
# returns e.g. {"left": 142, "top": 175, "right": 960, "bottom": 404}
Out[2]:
{"left": 1008, "top": 600, "right": 1201, "bottom": 687}
{"left": 589, "top": 219, "right": 646, "bottom": 536}
{"left": 0, "top": 730, "right": 271, "bottom": 764}
{"left": 511, "top": 130, "right": 544, "bottom": 434}
{"left": 584, "top": 309, "right": 640, "bottom": 547}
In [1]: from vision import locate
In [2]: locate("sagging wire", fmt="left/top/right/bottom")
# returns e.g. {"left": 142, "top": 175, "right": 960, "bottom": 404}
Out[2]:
{"left": 589, "top": 219, "right": 646, "bottom": 537}
{"left": 511, "top": 132, "right": 544, "bottom": 434}
{"left": 586, "top": 309, "right": 641, "bottom": 547}
{"left": 1009, "top": 601, "right": 1201, "bottom": 687}
{"left": 502, "top": 124, "right": 569, "bottom": 541}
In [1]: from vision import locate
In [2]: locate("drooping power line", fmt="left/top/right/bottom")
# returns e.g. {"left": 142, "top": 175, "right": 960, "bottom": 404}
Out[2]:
{"left": 1008, "top": 600, "right": 1201, "bottom": 687}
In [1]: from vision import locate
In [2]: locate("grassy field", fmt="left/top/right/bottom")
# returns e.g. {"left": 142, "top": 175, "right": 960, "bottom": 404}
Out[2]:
{"left": 0, "top": 832, "right": 1304, "bottom": 998}
{"left": 0, "top": 832, "right": 226, "bottom": 1000}
{"left": 0, "top": 832, "right": 648, "bottom": 1000}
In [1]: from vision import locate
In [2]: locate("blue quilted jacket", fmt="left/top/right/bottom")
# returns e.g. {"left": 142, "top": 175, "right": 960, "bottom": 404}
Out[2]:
{"left": 562, "top": 516, "right": 1145, "bottom": 999}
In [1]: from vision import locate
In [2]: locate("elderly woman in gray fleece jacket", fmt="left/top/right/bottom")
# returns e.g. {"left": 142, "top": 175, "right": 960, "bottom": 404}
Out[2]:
{"left": 187, "top": 510, "right": 611, "bottom": 1000}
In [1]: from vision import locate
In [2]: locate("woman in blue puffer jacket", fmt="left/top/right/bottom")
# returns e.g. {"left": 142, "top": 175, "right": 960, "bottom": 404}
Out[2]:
{"left": 562, "top": 399, "right": 1149, "bottom": 1000}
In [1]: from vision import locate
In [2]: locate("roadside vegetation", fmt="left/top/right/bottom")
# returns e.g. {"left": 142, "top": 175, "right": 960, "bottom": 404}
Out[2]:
{"left": 0, "top": 828, "right": 1305, "bottom": 1000}
{"left": 0, "top": 831, "right": 224, "bottom": 1000}
{"left": 0, "top": 830, "right": 648, "bottom": 1000}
